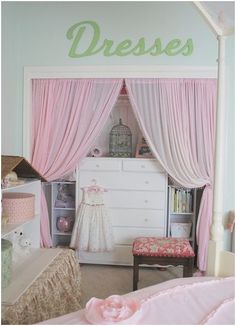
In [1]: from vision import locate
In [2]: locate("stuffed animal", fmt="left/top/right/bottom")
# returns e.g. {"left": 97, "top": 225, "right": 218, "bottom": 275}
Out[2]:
{"left": 12, "top": 228, "right": 24, "bottom": 264}
{"left": 2, "top": 171, "right": 18, "bottom": 188}
{"left": 18, "top": 237, "right": 32, "bottom": 256}
{"left": 11, "top": 229, "right": 32, "bottom": 264}
{"left": 19, "top": 237, "right": 31, "bottom": 247}
{"left": 55, "top": 184, "right": 75, "bottom": 208}
{"left": 12, "top": 228, "right": 24, "bottom": 245}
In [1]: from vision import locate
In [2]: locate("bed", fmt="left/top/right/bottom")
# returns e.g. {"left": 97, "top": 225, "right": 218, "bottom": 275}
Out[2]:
{"left": 38, "top": 222, "right": 235, "bottom": 325}
{"left": 37, "top": 210, "right": 235, "bottom": 325}
{"left": 38, "top": 275, "right": 234, "bottom": 325}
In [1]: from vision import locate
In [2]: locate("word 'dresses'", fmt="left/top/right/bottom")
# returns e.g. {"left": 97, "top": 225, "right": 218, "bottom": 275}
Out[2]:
{"left": 67, "top": 21, "right": 193, "bottom": 58}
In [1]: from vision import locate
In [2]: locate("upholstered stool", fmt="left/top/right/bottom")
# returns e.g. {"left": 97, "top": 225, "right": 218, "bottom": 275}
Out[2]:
{"left": 132, "top": 237, "right": 195, "bottom": 291}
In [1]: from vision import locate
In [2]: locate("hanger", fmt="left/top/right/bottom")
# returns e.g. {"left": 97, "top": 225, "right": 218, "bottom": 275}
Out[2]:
{"left": 82, "top": 179, "right": 108, "bottom": 192}
{"left": 89, "top": 179, "right": 99, "bottom": 191}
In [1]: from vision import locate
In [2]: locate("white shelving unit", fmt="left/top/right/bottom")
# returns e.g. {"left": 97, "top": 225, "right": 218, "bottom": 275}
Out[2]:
{"left": 50, "top": 181, "right": 76, "bottom": 247}
{"left": 167, "top": 186, "right": 197, "bottom": 249}
{"left": 1, "top": 178, "right": 66, "bottom": 308}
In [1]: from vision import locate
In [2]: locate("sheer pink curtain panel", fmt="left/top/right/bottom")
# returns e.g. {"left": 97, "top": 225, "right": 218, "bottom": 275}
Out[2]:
{"left": 31, "top": 78, "right": 123, "bottom": 247}
{"left": 126, "top": 78, "right": 217, "bottom": 271}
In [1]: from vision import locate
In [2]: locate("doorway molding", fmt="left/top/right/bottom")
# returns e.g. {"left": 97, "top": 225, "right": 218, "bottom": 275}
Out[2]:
{"left": 23, "top": 65, "right": 217, "bottom": 159}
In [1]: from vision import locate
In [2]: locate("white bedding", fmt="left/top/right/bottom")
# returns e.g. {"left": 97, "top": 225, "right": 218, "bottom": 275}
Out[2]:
{"left": 38, "top": 276, "right": 235, "bottom": 325}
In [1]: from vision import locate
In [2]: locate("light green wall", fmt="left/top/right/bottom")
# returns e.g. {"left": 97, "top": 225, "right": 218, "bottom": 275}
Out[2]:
{"left": 2, "top": 2, "right": 234, "bottom": 216}
{"left": 2, "top": 1, "right": 218, "bottom": 155}
{"left": 2, "top": 1, "right": 217, "bottom": 67}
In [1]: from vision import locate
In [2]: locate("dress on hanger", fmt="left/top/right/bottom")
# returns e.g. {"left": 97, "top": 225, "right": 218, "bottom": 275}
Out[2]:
{"left": 70, "top": 185, "right": 114, "bottom": 252}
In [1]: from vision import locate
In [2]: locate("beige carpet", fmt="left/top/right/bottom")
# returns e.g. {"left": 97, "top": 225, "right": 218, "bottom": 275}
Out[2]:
{"left": 80, "top": 264, "right": 182, "bottom": 308}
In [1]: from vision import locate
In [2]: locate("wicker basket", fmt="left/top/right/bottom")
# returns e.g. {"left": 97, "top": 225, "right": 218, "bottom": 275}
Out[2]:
{"left": 170, "top": 222, "right": 192, "bottom": 238}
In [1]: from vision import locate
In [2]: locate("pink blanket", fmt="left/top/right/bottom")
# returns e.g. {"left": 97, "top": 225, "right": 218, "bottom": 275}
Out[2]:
{"left": 38, "top": 276, "right": 234, "bottom": 325}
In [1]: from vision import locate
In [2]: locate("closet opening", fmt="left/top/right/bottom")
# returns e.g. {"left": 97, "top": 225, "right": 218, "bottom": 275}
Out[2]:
{"left": 25, "top": 66, "right": 217, "bottom": 272}
{"left": 87, "top": 79, "right": 144, "bottom": 159}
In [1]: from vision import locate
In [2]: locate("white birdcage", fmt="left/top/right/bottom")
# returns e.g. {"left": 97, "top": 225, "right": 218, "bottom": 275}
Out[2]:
{"left": 109, "top": 119, "right": 132, "bottom": 157}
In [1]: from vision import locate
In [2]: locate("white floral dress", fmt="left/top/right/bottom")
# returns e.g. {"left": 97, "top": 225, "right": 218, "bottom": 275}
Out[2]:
{"left": 70, "top": 186, "right": 114, "bottom": 252}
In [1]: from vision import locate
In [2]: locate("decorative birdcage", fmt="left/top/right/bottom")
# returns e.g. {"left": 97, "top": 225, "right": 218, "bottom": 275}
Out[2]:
{"left": 109, "top": 119, "right": 132, "bottom": 157}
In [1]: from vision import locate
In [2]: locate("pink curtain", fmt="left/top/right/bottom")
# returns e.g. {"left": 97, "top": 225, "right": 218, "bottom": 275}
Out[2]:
{"left": 31, "top": 78, "right": 123, "bottom": 247}
{"left": 126, "top": 78, "right": 217, "bottom": 271}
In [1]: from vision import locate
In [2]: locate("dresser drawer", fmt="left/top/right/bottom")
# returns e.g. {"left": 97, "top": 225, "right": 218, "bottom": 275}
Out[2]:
{"left": 79, "top": 158, "right": 122, "bottom": 171}
{"left": 79, "top": 171, "right": 166, "bottom": 191}
{"left": 111, "top": 208, "right": 165, "bottom": 228}
{"left": 122, "top": 159, "right": 164, "bottom": 173}
{"left": 106, "top": 190, "right": 166, "bottom": 210}
{"left": 113, "top": 227, "right": 165, "bottom": 245}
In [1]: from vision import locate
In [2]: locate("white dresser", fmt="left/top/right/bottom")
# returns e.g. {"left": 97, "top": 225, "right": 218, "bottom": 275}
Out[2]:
{"left": 77, "top": 157, "right": 168, "bottom": 265}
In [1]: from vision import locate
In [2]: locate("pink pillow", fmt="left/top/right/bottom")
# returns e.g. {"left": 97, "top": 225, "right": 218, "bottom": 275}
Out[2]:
{"left": 85, "top": 295, "right": 141, "bottom": 324}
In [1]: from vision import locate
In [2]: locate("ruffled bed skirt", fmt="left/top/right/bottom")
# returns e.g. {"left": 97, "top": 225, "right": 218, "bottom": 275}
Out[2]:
{"left": 2, "top": 249, "right": 81, "bottom": 325}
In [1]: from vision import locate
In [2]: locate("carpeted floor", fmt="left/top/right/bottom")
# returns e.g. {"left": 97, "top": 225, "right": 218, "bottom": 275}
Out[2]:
{"left": 80, "top": 264, "right": 183, "bottom": 308}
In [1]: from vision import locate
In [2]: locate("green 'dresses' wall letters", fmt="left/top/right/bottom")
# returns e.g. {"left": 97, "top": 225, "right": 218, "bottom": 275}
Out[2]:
{"left": 67, "top": 20, "right": 193, "bottom": 58}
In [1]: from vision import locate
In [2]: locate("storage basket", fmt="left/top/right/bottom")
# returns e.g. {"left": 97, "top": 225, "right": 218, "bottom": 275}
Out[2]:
{"left": 170, "top": 222, "right": 192, "bottom": 238}
{"left": 2, "top": 192, "right": 35, "bottom": 224}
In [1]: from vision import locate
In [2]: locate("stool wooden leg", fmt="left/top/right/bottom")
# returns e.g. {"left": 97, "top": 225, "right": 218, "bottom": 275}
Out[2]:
{"left": 183, "top": 258, "right": 194, "bottom": 277}
{"left": 133, "top": 256, "right": 139, "bottom": 291}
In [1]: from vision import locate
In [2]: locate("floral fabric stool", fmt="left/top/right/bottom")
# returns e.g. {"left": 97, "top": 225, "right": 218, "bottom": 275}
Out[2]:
{"left": 132, "top": 237, "right": 195, "bottom": 290}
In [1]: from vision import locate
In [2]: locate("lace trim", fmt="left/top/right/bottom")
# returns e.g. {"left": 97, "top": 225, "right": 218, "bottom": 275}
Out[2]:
{"left": 200, "top": 297, "right": 235, "bottom": 324}
{"left": 80, "top": 202, "right": 105, "bottom": 206}
{"left": 139, "top": 277, "right": 234, "bottom": 304}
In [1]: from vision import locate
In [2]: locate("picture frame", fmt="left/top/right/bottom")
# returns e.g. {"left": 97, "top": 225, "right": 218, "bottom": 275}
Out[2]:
{"left": 135, "top": 137, "right": 153, "bottom": 158}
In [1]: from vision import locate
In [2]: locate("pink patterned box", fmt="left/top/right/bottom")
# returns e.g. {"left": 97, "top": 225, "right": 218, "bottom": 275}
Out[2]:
{"left": 2, "top": 192, "right": 35, "bottom": 224}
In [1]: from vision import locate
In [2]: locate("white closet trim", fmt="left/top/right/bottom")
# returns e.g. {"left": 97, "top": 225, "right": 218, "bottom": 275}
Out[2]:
{"left": 23, "top": 65, "right": 217, "bottom": 159}
{"left": 24, "top": 65, "right": 217, "bottom": 79}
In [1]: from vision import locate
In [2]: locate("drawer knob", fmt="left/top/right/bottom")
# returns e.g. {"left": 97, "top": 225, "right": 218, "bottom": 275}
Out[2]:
{"left": 141, "top": 165, "right": 145, "bottom": 168}
{"left": 96, "top": 164, "right": 100, "bottom": 168}
{"left": 144, "top": 200, "right": 148, "bottom": 204}
{"left": 145, "top": 180, "right": 149, "bottom": 184}
{"left": 144, "top": 218, "right": 148, "bottom": 222}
